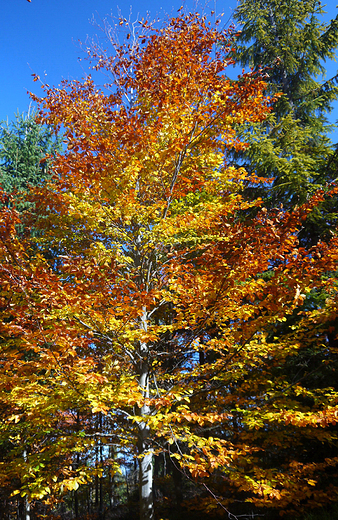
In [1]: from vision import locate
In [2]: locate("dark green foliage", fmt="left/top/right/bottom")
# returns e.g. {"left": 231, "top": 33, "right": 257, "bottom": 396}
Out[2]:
{"left": 234, "top": 0, "right": 338, "bottom": 120}
{"left": 0, "top": 109, "right": 61, "bottom": 210}
{"left": 231, "top": 0, "right": 338, "bottom": 221}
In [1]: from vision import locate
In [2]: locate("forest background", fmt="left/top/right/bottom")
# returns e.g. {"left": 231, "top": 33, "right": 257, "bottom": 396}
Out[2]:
{"left": 1, "top": 1, "right": 338, "bottom": 520}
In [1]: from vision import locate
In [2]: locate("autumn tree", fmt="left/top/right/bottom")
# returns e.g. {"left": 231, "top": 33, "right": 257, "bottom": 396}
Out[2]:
{"left": 229, "top": 7, "right": 338, "bottom": 516}
{"left": 0, "top": 110, "right": 62, "bottom": 520}
{"left": 1, "top": 12, "right": 338, "bottom": 520}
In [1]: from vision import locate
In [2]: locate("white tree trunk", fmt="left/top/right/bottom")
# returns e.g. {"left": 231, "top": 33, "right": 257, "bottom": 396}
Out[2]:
{"left": 137, "top": 361, "right": 154, "bottom": 520}
{"left": 25, "top": 497, "right": 31, "bottom": 520}
{"left": 137, "top": 304, "right": 154, "bottom": 520}
{"left": 138, "top": 427, "right": 154, "bottom": 520}
{"left": 23, "top": 450, "right": 31, "bottom": 520}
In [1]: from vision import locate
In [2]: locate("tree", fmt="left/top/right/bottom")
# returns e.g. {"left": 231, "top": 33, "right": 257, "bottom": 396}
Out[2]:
{"left": 1, "top": 12, "right": 338, "bottom": 520}
{"left": 0, "top": 110, "right": 61, "bottom": 520}
{"left": 229, "top": 8, "right": 338, "bottom": 517}
{"left": 0, "top": 109, "right": 61, "bottom": 211}
{"left": 231, "top": 0, "right": 338, "bottom": 225}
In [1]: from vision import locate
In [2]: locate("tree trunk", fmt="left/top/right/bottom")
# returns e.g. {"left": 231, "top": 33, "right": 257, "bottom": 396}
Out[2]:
{"left": 23, "top": 450, "right": 31, "bottom": 520}
{"left": 108, "top": 446, "right": 115, "bottom": 511}
{"left": 137, "top": 327, "right": 154, "bottom": 520}
{"left": 25, "top": 497, "right": 30, "bottom": 520}
{"left": 138, "top": 421, "right": 154, "bottom": 520}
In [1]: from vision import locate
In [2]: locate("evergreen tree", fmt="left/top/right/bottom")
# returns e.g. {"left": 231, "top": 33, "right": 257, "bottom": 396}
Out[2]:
{"left": 0, "top": 109, "right": 61, "bottom": 210}
{"left": 231, "top": 0, "right": 338, "bottom": 233}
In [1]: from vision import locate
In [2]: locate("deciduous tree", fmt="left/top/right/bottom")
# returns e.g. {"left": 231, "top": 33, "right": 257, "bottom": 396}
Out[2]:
{"left": 1, "top": 12, "right": 338, "bottom": 520}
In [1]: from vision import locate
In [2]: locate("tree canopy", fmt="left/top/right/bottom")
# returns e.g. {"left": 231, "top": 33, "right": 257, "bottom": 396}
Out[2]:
{"left": 0, "top": 110, "right": 61, "bottom": 205}
{"left": 0, "top": 10, "right": 338, "bottom": 520}
{"left": 231, "top": 0, "right": 338, "bottom": 220}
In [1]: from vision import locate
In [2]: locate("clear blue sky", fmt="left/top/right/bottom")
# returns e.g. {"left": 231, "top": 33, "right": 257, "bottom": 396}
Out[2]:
{"left": 1, "top": 0, "right": 338, "bottom": 136}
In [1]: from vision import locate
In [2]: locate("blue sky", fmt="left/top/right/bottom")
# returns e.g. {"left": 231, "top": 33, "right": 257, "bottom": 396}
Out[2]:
{"left": 1, "top": 0, "right": 235, "bottom": 121}
{"left": 1, "top": 0, "right": 338, "bottom": 137}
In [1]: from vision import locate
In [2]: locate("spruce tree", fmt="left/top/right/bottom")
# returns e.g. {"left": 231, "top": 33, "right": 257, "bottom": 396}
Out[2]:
{"left": 0, "top": 109, "right": 61, "bottom": 210}
{"left": 231, "top": 0, "right": 338, "bottom": 235}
